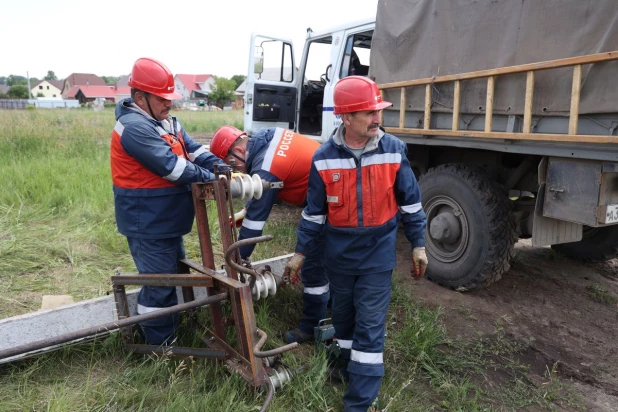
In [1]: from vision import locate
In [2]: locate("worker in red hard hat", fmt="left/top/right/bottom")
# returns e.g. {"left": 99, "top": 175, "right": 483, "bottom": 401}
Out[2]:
{"left": 211, "top": 125, "right": 328, "bottom": 345}
{"left": 286, "top": 76, "right": 427, "bottom": 411}
{"left": 110, "top": 57, "right": 226, "bottom": 346}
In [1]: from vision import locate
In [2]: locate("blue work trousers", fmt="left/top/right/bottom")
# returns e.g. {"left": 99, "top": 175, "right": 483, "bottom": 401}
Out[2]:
{"left": 329, "top": 270, "right": 393, "bottom": 412}
{"left": 127, "top": 237, "right": 186, "bottom": 345}
{"left": 298, "top": 231, "right": 329, "bottom": 335}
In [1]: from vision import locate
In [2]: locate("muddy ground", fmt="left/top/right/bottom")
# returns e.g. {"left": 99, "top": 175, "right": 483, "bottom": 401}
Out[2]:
{"left": 394, "top": 232, "right": 618, "bottom": 411}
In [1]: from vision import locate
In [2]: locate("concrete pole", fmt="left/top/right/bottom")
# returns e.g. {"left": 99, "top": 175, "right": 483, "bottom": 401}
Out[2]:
{"left": 26, "top": 71, "right": 33, "bottom": 99}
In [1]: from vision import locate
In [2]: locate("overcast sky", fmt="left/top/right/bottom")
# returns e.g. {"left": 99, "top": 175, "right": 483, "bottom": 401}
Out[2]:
{"left": 2, "top": 0, "right": 379, "bottom": 80}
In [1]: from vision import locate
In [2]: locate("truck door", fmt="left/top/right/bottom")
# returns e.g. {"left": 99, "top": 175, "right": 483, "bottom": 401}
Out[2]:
{"left": 319, "top": 26, "right": 375, "bottom": 141}
{"left": 295, "top": 32, "right": 340, "bottom": 141}
{"left": 244, "top": 34, "right": 297, "bottom": 136}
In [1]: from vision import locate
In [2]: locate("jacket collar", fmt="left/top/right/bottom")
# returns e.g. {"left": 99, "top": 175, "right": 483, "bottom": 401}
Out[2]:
{"left": 120, "top": 98, "right": 175, "bottom": 134}
{"left": 332, "top": 125, "right": 384, "bottom": 154}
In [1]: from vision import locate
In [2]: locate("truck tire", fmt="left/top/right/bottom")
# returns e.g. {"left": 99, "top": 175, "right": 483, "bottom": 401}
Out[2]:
{"left": 551, "top": 226, "right": 618, "bottom": 261}
{"left": 418, "top": 164, "right": 518, "bottom": 290}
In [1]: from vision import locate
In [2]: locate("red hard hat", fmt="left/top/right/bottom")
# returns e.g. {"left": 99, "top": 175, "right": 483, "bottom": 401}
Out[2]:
{"left": 210, "top": 126, "right": 247, "bottom": 159}
{"left": 127, "top": 57, "right": 181, "bottom": 100}
{"left": 333, "top": 76, "right": 392, "bottom": 114}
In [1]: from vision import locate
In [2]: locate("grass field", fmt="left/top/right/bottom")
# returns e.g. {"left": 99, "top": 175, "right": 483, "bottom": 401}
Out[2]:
{"left": 0, "top": 108, "right": 577, "bottom": 411}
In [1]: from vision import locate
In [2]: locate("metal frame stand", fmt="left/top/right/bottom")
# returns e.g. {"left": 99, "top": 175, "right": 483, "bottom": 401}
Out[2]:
{"left": 112, "top": 176, "right": 297, "bottom": 403}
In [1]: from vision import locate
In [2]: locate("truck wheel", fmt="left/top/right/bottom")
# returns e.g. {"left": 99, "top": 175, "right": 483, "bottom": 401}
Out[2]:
{"left": 551, "top": 226, "right": 618, "bottom": 261}
{"left": 418, "top": 164, "right": 518, "bottom": 290}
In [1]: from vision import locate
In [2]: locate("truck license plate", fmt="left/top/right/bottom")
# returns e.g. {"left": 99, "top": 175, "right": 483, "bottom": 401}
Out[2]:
{"left": 602, "top": 205, "right": 618, "bottom": 224}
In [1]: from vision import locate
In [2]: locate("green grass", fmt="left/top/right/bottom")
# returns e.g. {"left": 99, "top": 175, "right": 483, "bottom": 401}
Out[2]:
{"left": 586, "top": 283, "right": 618, "bottom": 306}
{"left": 0, "top": 108, "right": 244, "bottom": 317}
{"left": 0, "top": 108, "right": 580, "bottom": 411}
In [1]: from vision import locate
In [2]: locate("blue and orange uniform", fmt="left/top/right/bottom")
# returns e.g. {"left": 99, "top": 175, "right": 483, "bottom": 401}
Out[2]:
{"left": 111, "top": 98, "right": 224, "bottom": 344}
{"left": 237, "top": 128, "right": 328, "bottom": 338}
{"left": 296, "top": 126, "right": 426, "bottom": 410}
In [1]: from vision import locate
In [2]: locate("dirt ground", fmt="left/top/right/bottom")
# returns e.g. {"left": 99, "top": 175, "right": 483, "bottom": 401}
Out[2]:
{"left": 395, "top": 231, "right": 618, "bottom": 411}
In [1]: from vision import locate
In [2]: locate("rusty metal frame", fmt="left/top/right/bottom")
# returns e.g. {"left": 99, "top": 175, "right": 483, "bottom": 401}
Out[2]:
{"left": 111, "top": 178, "right": 275, "bottom": 388}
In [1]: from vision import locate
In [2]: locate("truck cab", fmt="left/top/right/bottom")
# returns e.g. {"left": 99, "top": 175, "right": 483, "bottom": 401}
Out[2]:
{"left": 243, "top": 19, "right": 375, "bottom": 141}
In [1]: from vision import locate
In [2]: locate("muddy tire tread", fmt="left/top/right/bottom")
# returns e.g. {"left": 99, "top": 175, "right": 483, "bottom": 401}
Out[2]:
{"left": 420, "top": 164, "right": 518, "bottom": 290}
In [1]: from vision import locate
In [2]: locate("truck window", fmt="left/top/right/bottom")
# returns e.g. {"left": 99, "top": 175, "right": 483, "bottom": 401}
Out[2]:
{"left": 253, "top": 37, "right": 294, "bottom": 82}
{"left": 304, "top": 37, "right": 333, "bottom": 82}
{"left": 340, "top": 30, "right": 373, "bottom": 78}
{"left": 298, "top": 36, "right": 332, "bottom": 136}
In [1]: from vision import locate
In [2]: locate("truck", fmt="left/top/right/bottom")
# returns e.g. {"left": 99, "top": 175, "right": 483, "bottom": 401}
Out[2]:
{"left": 243, "top": 0, "right": 618, "bottom": 290}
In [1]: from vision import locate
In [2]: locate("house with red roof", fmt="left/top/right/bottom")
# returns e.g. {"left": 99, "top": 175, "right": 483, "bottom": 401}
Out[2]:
{"left": 114, "top": 86, "right": 131, "bottom": 102}
{"left": 73, "top": 85, "right": 131, "bottom": 105}
{"left": 174, "top": 74, "right": 214, "bottom": 102}
{"left": 62, "top": 73, "right": 106, "bottom": 98}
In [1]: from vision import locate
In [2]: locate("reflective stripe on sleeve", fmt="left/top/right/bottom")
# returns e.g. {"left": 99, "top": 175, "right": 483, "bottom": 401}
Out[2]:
{"left": 261, "top": 128, "right": 285, "bottom": 172}
{"left": 242, "top": 218, "right": 266, "bottom": 231}
{"left": 314, "top": 158, "right": 356, "bottom": 171}
{"left": 114, "top": 121, "right": 125, "bottom": 136}
{"left": 399, "top": 202, "right": 423, "bottom": 214}
{"left": 351, "top": 349, "right": 383, "bottom": 364}
{"left": 304, "top": 283, "right": 329, "bottom": 295}
{"left": 137, "top": 304, "right": 164, "bottom": 314}
{"left": 360, "top": 152, "right": 401, "bottom": 166}
{"left": 189, "top": 145, "right": 207, "bottom": 161}
{"left": 337, "top": 339, "right": 353, "bottom": 349}
{"left": 302, "top": 211, "right": 326, "bottom": 224}
{"left": 164, "top": 156, "right": 187, "bottom": 182}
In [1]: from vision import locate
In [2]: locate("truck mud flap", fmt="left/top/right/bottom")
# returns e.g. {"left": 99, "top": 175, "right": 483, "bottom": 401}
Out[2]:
{"left": 532, "top": 182, "right": 582, "bottom": 247}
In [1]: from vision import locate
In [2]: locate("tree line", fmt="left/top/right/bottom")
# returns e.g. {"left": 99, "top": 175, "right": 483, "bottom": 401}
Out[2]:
{"left": 0, "top": 71, "right": 246, "bottom": 106}
{"left": 0, "top": 71, "right": 58, "bottom": 99}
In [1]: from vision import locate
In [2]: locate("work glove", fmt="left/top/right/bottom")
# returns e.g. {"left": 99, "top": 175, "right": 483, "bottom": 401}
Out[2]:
{"left": 229, "top": 208, "right": 246, "bottom": 228}
{"left": 283, "top": 253, "right": 305, "bottom": 285}
{"left": 411, "top": 247, "right": 428, "bottom": 280}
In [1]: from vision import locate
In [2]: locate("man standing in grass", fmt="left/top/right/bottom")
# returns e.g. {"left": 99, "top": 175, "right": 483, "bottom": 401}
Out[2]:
{"left": 286, "top": 76, "right": 428, "bottom": 411}
{"left": 110, "top": 57, "right": 225, "bottom": 345}
{"left": 210, "top": 126, "right": 328, "bottom": 344}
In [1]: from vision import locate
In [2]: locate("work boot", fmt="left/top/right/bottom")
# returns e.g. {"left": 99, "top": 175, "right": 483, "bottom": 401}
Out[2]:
{"left": 283, "top": 328, "right": 313, "bottom": 344}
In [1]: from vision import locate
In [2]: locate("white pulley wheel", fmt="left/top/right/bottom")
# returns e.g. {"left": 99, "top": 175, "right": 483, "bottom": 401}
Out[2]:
{"left": 252, "top": 174, "right": 263, "bottom": 199}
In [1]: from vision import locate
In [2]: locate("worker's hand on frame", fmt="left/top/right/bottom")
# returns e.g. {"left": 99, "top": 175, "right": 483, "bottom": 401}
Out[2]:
{"left": 411, "top": 247, "right": 428, "bottom": 280}
{"left": 283, "top": 253, "right": 305, "bottom": 285}
{"left": 229, "top": 208, "right": 246, "bottom": 228}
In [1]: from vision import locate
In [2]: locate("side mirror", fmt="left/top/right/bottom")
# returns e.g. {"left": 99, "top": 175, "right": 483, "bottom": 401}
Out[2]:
{"left": 254, "top": 46, "right": 264, "bottom": 74}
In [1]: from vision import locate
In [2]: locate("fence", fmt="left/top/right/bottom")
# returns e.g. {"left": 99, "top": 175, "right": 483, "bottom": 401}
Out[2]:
{"left": 0, "top": 99, "right": 81, "bottom": 109}
{"left": 29, "top": 99, "right": 80, "bottom": 109}
{"left": 0, "top": 100, "right": 28, "bottom": 109}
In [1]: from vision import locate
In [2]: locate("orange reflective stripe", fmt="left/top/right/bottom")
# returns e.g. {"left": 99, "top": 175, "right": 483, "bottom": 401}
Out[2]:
{"left": 362, "top": 163, "right": 400, "bottom": 226}
{"left": 320, "top": 168, "right": 358, "bottom": 227}
{"left": 111, "top": 125, "right": 187, "bottom": 189}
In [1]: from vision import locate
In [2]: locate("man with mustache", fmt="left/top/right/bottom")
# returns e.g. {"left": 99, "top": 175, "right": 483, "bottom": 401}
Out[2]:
{"left": 110, "top": 57, "right": 225, "bottom": 345}
{"left": 285, "top": 76, "right": 428, "bottom": 411}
